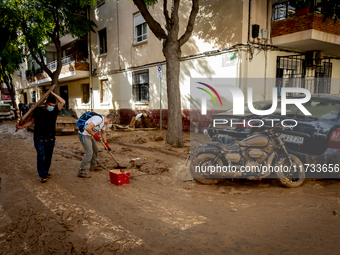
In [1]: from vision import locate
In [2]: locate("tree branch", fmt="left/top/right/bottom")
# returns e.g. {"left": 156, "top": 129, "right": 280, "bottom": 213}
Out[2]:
{"left": 33, "top": 50, "right": 52, "bottom": 77}
{"left": 163, "top": 0, "right": 170, "bottom": 28}
{"left": 179, "top": 0, "right": 199, "bottom": 46}
{"left": 133, "top": 0, "right": 168, "bottom": 40}
{"left": 171, "top": 0, "right": 180, "bottom": 22}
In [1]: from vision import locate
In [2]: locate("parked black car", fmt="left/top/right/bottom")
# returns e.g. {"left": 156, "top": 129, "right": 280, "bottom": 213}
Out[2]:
{"left": 207, "top": 94, "right": 340, "bottom": 166}
{"left": 207, "top": 100, "right": 273, "bottom": 139}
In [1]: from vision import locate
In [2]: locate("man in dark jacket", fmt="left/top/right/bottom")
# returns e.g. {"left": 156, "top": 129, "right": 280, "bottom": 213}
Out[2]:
{"left": 16, "top": 92, "right": 65, "bottom": 183}
{"left": 18, "top": 101, "right": 23, "bottom": 117}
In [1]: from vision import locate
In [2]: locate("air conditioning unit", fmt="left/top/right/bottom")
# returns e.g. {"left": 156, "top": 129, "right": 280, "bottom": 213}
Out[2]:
{"left": 306, "top": 51, "right": 323, "bottom": 67}
{"left": 16, "top": 71, "right": 21, "bottom": 76}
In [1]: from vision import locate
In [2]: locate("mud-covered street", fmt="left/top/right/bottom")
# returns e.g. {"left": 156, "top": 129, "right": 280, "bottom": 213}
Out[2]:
{"left": 0, "top": 120, "right": 340, "bottom": 254}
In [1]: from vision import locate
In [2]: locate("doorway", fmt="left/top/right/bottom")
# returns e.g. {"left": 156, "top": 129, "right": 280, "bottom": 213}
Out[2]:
{"left": 60, "top": 85, "right": 69, "bottom": 109}
{"left": 23, "top": 92, "right": 27, "bottom": 105}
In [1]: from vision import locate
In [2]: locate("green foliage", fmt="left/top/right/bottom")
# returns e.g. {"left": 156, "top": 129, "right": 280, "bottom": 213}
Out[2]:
{"left": 128, "top": 0, "right": 158, "bottom": 8}
{"left": 13, "top": 0, "right": 97, "bottom": 64}
{"left": 317, "top": 0, "right": 340, "bottom": 23}
{"left": 291, "top": 0, "right": 311, "bottom": 9}
{"left": 0, "top": 1, "right": 26, "bottom": 79}
{"left": 35, "top": 67, "right": 42, "bottom": 74}
{"left": 25, "top": 70, "right": 32, "bottom": 78}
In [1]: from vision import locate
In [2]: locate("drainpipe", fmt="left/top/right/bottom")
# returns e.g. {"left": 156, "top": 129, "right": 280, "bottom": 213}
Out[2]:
{"left": 117, "top": 0, "right": 121, "bottom": 69}
{"left": 245, "top": 0, "right": 252, "bottom": 96}
{"left": 247, "top": 0, "right": 251, "bottom": 44}
{"left": 237, "top": 48, "right": 242, "bottom": 90}
{"left": 87, "top": 5, "right": 93, "bottom": 112}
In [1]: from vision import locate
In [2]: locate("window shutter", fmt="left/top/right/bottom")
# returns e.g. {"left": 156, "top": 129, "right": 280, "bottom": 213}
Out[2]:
{"left": 134, "top": 13, "right": 145, "bottom": 27}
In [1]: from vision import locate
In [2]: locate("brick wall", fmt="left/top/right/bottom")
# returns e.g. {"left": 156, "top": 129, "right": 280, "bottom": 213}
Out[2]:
{"left": 119, "top": 108, "right": 224, "bottom": 132}
{"left": 69, "top": 109, "right": 120, "bottom": 122}
{"left": 272, "top": 13, "right": 340, "bottom": 38}
{"left": 69, "top": 108, "right": 225, "bottom": 132}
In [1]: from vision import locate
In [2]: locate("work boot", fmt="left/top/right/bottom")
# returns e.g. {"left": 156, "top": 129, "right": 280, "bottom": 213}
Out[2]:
{"left": 46, "top": 173, "right": 52, "bottom": 178}
{"left": 90, "top": 166, "right": 103, "bottom": 171}
{"left": 78, "top": 173, "right": 91, "bottom": 178}
{"left": 78, "top": 169, "right": 91, "bottom": 178}
{"left": 41, "top": 178, "right": 47, "bottom": 183}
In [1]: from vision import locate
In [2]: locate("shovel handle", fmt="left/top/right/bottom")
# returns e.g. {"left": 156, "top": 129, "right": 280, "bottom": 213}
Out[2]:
{"left": 100, "top": 140, "right": 120, "bottom": 165}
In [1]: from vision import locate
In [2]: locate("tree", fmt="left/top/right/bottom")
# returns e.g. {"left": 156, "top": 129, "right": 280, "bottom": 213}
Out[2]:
{"left": 132, "top": 0, "right": 199, "bottom": 147}
{"left": 11, "top": 0, "right": 97, "bottom": 91}
{"left": 0, "top": 3, "right": 26, "bottom": 118}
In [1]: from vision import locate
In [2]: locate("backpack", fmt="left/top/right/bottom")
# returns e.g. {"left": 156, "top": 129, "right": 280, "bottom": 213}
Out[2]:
{"left": 76, "top": 111, "right": 103, "bottom": 133}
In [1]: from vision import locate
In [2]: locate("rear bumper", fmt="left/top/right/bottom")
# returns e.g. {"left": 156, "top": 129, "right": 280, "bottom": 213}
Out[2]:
{"left": 0, "top": 113, "right": 14, "bottom": 120}
{"left": 289, "top": 148, "right": 340, "bottom": 165}
{"left": 289, "top": 148, "right": 340, "bottom": 178}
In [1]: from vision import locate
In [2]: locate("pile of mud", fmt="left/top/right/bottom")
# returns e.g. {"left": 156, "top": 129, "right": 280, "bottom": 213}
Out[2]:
{"left": 130, "top": 158, "right": 170, "bottom": 175}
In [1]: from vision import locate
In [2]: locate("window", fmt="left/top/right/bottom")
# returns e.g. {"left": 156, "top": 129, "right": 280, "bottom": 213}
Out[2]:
{"left": 82, "top": 83, "right": 90, "bottom": 104}
{"left": 32, "top": 91, "right": 36, "bottom": 103}
{"left": 100, "top": 80, "right": 110, "bottom": 103}
{"left": 22, "top": 67, "right": 26, "bottom": 81}
{"left": 133, "top": 70, "right": 149, "bottom": 102}
{"left": 98, "top": 28, "right": 107, "bottom": 55}
{"left": 134, "top": 13, "right": 147, "bottom": 43}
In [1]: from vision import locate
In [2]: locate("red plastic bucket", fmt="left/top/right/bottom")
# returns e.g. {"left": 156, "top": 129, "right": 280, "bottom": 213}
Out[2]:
{"left": 109, "top": 170, "right": 130, "bottom": 186}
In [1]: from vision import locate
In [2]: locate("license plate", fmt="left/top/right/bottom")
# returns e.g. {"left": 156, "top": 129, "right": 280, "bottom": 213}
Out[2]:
{"left": 62, "top": 128, "right": 74, "bottom": 132}
{"left": 280, "top": 134, "right": 304, "bottom": 144}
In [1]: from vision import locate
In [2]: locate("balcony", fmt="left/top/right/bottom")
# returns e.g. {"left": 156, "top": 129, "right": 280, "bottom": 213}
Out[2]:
{"left": 27, "top": 53, "right": 89, "bottom": 86}
{"left": 271, "top": 2, "right": 340, "bottom": 56}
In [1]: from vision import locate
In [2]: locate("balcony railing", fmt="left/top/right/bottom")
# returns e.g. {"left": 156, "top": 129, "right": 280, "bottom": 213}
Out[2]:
{"left": 25, "top": 52, "right": 88, "bottom": 78}
{"left": 46, "top": 54, "right": 74, "bottom": 71}
{"left": 272, "top": 0, "right": 323, "bottom": 22}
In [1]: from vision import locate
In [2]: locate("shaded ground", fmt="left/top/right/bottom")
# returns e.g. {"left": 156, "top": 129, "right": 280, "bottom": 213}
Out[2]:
{"left": 0, "top": 120, "right": 339, "bottom": 254}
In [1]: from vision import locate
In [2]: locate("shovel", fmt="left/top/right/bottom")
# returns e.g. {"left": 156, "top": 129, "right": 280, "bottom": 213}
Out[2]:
{"left": 100, "top": 140, "right": 127, "bottom": 169}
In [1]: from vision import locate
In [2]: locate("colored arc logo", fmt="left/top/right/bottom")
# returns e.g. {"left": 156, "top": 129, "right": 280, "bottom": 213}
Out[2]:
{"left": 196, "top": 82, "right": 222, "bottom": 106}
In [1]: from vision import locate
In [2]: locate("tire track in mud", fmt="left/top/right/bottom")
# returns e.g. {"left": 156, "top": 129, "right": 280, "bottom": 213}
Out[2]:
{"left": 24, "top": 180, "right": 142, "bottom": 253}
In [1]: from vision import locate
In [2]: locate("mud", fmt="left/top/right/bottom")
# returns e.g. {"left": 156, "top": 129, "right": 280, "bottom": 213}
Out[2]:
{"left": 0, "top": 120, "right": 340, "bottom": 254}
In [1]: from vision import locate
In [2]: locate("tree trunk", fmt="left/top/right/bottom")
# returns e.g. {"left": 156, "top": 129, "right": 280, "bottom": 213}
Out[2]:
{"left": 7, "top": 75, "right": 18, "bottom": 119}
{"left": 163, "top": 41, "right": 183, "bottom": 147}
{"left": 51, "top": 73, "right": 59, "bottom": 92}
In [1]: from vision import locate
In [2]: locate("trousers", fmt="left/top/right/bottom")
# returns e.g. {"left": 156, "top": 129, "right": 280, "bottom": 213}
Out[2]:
{"left": 78, "top": 133, "right": 98, "bottom": 173}
{"left": 34, "top": 137, "right": 55, "bottom": 178}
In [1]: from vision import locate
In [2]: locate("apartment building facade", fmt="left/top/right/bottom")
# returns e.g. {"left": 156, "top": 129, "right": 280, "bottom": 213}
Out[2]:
{"left": 13, "top": 0, "right": 340, "bottom": 129}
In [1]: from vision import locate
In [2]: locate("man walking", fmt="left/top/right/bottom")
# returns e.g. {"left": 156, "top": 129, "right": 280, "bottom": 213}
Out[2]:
{"left": 16, "top": 92, "right": 65, "bottom": 183}
{"left": 18, "top": 101, "right": 23, "bottom": 117}
{"left": 78, "top": 113, "right": 116, "bottom": 178}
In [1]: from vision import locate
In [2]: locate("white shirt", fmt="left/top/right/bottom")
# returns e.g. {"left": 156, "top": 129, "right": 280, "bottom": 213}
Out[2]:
{"left": 80, "top": 116, "right": 105, "bottom": 136}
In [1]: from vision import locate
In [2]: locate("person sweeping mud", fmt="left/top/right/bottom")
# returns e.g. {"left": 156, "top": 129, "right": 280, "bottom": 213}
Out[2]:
{"left": 77, "top": 113, "right": 116, "bottom": 178}
{"left": 16, "top": 92, "right": 66, "bottom": 183}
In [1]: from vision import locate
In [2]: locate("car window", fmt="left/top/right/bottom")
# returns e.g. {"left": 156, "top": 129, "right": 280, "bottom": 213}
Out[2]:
{"left": 226, "top": 101, "right": 271, "bottom": 114}
{"left": 273, "top": 99, "right": 340, "bottom": 120}
{"left": 58, "top": 109, "right": 72, "bottom": 117}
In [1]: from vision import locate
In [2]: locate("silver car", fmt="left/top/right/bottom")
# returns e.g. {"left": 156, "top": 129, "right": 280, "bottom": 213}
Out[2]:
{"left": 0, "top": 104, "right": 15, "bottom": 120}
